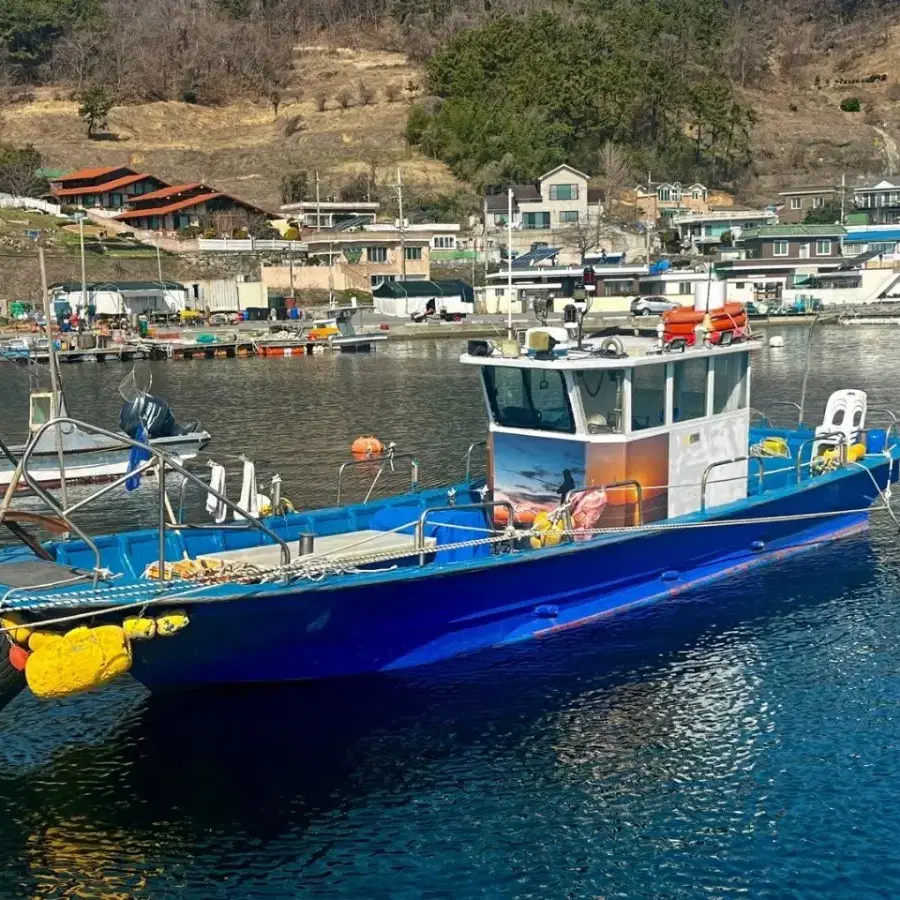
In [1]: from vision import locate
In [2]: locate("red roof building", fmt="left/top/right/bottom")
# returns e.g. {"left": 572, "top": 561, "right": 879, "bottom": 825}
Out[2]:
{"left": 116, "top": 183, "right": 271, "bottom": 232}
{"left": 50, "top": 166, "right": 169, "bottom": 210}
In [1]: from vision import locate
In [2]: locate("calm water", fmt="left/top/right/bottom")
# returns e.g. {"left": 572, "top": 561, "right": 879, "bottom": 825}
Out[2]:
{"left": 2, "top": 328, "right": 900, "bottom": 898}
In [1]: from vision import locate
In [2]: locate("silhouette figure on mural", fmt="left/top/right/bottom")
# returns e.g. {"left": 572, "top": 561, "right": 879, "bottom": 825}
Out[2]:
{"left": 557, "top": 468, "right": 576, "bottom": 503}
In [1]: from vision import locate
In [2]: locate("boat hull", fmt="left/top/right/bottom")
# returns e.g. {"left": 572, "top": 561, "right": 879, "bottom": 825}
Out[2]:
{"left": 0, "top": 433, "right": 210, "bottom": 490}
{"left": 129, "top": 463, "right": 885, "bottom": 691}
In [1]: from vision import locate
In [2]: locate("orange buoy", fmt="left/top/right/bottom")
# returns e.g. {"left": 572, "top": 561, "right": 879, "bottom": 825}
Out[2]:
{"left": 8, "top": 644, "right": 29, "bottom": 672}
{"left": 351, "top": 436, "right": 385, "bottom": 459}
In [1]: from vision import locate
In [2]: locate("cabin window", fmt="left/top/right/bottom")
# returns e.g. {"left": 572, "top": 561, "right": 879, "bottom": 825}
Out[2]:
{"left": 712, "top": 353, "right": 748, "bottom": 414}
{"left": 576, "top": 369, "right": 626, "bottom": 434}
{"left": 631, "top": 364, "right": 667, "bottom": 431}
{"left": 483, "top": 367, "right": 574, "bottom": 433}
{"left": 673, "top": 358, "right": 708, "bottom": 421}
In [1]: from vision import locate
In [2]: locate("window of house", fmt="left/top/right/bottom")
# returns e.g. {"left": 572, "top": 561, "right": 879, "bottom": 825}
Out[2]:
{"left": 734, "top": 282, "right": 745, "bottom": 289}
{"left": 604, "top": 279, "right": 637, "bottom": 295}
{"left": 370, "top": 275, "right": 396, "bottom": 287}
{"left": 691, "top": 186, "right": 704, "bottom": 199}
{"left": 813, "top": 196, "right": 825, "bottom": 208}
{"left": 631, "top": 364, "right": 667, "bottom": 431}
{"left": 713, "top": 353, "right": 748, "bottom": 415}
{"left": 816, "top": 239, "right": 832, "bottom": 256}
{"left": 576, "top": 370, "right": 626, "bottom": 434}
{"left": 433, "top": 236, "right": 455, "bottom": 248}
{"left": 405, "top": 246, "right": 422, "bottom": 260}
{"left": 559, "top": 210, "right": 579, "bottom": 224}
{"left": 773, "top": 240, "right": 789, "bottom": 256}
{"left": 494, "top": 214, "right": 507, "bottom": 226}
{"left": 367, "top": 246, "right": 388, "bottom": 263}
{"left": 549, "top": 184, "right": 579, "bottom": 201}
{"left": 790, "top": 197, "right": 802, "bottom": 210}
{"left": 658, "top": 187, "right": 671, "bottom": 202}
{"left": 483, "top": 367, "right": 574, "bottom": 433}
{"left": 673, "top": 358, "right": 708, "bottom": 421}
{"left": 523, "top": 212, "right": 551, "bottom": 230}
{"left": 679, "top": 281, "right": 693, "bottom": 295}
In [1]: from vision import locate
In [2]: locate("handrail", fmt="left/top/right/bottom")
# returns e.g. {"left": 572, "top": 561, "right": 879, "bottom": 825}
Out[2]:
{"left": 867, "top": 407, "right": 899, "bottom": 425}
{"left": 415, "top": 500, "right": 514, "bottom": 565}
{"left": 762, "top": 400, "right": 803, "bottom": 427}
{"left": 464, "top": 440, "right": 488, "bottom": 482}
{"left": 795, "top": 431, "right": 847, "bottom": 484}
{"left": 566, "top": 481, "right": 645, "bottom": 529}
{"left": 701, "top": 457, "right": 764, "bottom": 512}
{"left": 336, "top": 451, "right": 419, "bottom": 505}
{"left": 22, "top": 417, "right": 291, "bottom": 582}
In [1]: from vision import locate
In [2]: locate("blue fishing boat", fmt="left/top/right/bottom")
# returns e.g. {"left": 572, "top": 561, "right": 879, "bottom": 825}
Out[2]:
{"left": 0, "top": 315, "right": 898, "bottom": 704}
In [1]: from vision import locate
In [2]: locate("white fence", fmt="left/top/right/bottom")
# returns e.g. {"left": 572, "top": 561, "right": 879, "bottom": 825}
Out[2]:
{"left": 198, "top": 238, "right": 308, "bottom": 253}
{"left": 0, "top": 194, "right": 62, "bottom": 216}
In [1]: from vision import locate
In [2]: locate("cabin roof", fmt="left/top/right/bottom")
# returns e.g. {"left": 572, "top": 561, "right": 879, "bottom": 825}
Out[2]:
{"left": 460, "top": 337, "right": 755, "bottom": 371}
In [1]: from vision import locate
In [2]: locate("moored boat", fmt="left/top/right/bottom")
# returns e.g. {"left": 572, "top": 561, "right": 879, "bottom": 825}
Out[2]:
{"left": 0, "top": 312, "right": 898, "bottom": 705}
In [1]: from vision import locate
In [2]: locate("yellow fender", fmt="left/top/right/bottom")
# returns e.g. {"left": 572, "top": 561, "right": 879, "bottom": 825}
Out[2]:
{"left": 26, "top": 625, "right": 132, "bottom": 700}
{"left": 123, "top": 616, "right": 157, "bottom": 641}
{"left": 530, "top": 510, "right": 566, "bottom": 549}
{"left": 0, "top": 614, "right": 32, "bottom": 647}
{"left": 156, "top": 610, "right": 190, "bottom": 637}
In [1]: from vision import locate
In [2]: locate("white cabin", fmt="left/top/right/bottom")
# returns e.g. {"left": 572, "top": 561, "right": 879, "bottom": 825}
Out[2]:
{"left": 461, "top": 333, "right": 754, "bottom": 530}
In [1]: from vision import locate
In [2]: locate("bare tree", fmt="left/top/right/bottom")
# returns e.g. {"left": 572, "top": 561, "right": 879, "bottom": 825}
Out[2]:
{"left": 595, "top": 142, "right": 633, "bottom": 222}
{"left": 553, "top": 217, "right": 613, "bottom": 264}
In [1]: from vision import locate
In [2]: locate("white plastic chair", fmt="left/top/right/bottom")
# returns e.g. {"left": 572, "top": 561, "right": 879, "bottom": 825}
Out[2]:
{"left": 814, "top": 389, "right": 867, "bottom": 458}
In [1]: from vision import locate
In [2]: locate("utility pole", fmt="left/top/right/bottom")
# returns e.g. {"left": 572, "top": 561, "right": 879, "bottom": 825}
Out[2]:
{"left": 328, "top": 241, "right": 335, "bottom": 308}
{"left": 507, "top": 187, "right": 513, "bottom": 339}
{"left": 840, "top": 172, "right": 847, "bottom": 225}
{"left": 315, "top": 171, "right": 321, "bottom": 231}
{"left": 397, "top": 167, "right": 407, "bottom": 281}
{"left": 38, "top": 243, "right": 68, "bottom": 510}
{"left": 78, "top": 215, "right": 87, "bottom": 318}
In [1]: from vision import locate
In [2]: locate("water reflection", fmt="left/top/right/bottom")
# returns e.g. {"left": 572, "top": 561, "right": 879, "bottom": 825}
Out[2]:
{"left": 0, "top": 332, "right": 898, "bottom": 896}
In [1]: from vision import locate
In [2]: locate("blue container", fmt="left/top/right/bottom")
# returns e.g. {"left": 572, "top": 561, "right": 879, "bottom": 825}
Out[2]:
{"left": 867, "top": 428, "right": 887, "bottom": 454}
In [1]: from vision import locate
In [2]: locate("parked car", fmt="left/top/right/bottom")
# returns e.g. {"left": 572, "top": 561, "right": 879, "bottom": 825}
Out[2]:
{"left": 630, "top": 295, "right": 683, "bottom": 317}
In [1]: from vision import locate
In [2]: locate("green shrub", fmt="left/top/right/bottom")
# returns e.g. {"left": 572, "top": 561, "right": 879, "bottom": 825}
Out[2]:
{"left": 406, "top": 104, "right": 431, "bottom": 145}
{"left": 840, "top": 96, "right": 861, "bottom": 112}
{"left": 284, "top": 226, "right": 300, "bottom": 241}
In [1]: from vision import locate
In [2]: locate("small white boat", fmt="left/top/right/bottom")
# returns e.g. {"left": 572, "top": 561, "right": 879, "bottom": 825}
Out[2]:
{"left": 308, "top": 306, "right": 388, "bottom": 352}
{"left": 0, "top": 366, "right": 210, "bottom": 492}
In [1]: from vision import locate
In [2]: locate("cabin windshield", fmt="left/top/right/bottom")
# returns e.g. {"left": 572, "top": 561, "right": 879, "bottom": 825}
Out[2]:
{"left": 483, "top": 367, "right": 574, "bottom": 433}
{"left": 631, "top": 364, "right": 667, "bottom": 431}
{"left": 576, "top": 369, "right": 625, "bottom": 434}
{"left": 673, "top": 358, "right": 708, "bottom": 421}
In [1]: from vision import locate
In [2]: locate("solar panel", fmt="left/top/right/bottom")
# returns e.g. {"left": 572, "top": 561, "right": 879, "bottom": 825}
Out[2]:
{"left": 511, "top": 247, "right": 561, "bottom": 268}
{"left": 322, "top": 216, "right": 371, "bottom": 232}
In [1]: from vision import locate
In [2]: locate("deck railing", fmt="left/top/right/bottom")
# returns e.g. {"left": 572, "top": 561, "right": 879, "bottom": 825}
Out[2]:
{"left": 20, "top": 418, "right": 291, "bottom": 583}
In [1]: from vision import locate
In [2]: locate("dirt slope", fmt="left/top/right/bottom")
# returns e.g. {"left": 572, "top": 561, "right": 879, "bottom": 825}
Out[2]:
{"left": 0, "top": 47, "right": 456, "bottom": 211}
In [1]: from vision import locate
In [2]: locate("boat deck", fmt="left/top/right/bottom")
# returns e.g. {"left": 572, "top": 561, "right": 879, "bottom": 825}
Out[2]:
{"left": 198, "top": 528, "right": 435, "bottom": 569}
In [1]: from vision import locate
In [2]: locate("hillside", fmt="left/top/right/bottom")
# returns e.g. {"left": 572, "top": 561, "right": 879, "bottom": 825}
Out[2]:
{"left": 742, "top": 20, "right": 900, "bottom": 199}
{"left": 4, "top": 13, "right": 900, "bottom": 213}
{"left": 0, "top": 46, "right": 457, "bottom": 211}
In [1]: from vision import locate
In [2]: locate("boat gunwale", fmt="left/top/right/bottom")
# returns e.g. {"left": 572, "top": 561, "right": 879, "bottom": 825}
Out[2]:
{"left": 2, "top": 447, "right": 892, "bottom": 612}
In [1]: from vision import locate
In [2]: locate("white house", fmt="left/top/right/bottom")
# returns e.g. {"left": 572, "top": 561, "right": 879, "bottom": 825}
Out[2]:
{"left": 483, "top": 165, "right": 604, "bottom": 263}
{"left": 672, "top": 209, "right": 778, "bottom": 255}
